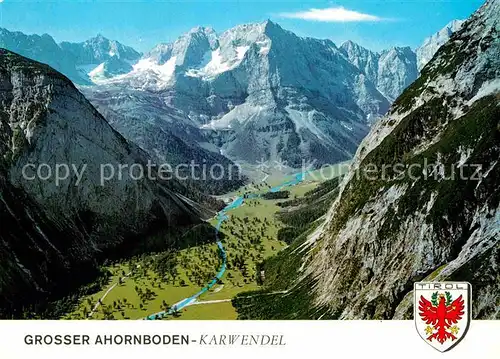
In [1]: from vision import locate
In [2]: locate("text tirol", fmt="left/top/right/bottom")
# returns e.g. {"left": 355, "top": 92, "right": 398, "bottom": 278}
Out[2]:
{"left": 415, "top": 283, "right": 469, "bottom": 290}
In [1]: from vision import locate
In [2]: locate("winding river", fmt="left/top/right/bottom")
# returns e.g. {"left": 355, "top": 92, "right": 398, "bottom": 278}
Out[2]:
{"left": 145, "top": 172, "right": 305, "bottom": 320}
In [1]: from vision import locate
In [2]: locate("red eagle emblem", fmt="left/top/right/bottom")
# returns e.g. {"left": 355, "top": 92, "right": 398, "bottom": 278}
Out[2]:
{"left": 418, "top": 291, "right": 465, "bottom": 344}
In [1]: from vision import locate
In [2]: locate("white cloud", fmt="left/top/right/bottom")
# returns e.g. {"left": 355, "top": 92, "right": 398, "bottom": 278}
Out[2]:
{"left": 279, "top": 6, "right": 383, "bottom": 22}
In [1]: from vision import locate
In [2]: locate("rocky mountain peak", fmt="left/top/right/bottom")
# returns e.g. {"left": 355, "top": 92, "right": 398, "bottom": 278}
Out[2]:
{"left": 262, "top": 19, "right": 286, "bottom": 34}
{"left": 143, "top": 42, "right": 172, "bottom": 65}
{"left": 340, "top": 40, "right": 369, "bottom": 55}
{"left": 339, "top": 41, "right": 418, "bottom": 102}
{"left": 377, "top": 46, "right": 418, "bottom": 101}
{"left": 90, "top": 33, "right": 108, "bottom": 42}
{"left": 381, "top": 46, "right": 414, "bottom": 58}
{"left": 170, "top": 26, "right": 219, "bottom": 67}
{"left": 339, "top": 41, "right": 379, "bottom": 82}
{"left": 187, "top": 25, "right": 216, "bottom": 36}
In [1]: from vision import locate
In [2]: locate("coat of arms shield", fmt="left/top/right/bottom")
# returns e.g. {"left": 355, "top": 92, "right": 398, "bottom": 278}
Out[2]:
{"left": 414, "top": 282, "right": 472, "bottom": 352}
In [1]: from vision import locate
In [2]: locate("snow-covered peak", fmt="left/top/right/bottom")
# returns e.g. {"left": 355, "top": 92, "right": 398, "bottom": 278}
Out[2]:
{"left": 141, "top": 26, "right": 218, "bottom": 70}
{"left": 416, "top": 18, "right": 465, "bottom": 71}
{"left": 121, "top": 20, "right": 274, "bottom": 86}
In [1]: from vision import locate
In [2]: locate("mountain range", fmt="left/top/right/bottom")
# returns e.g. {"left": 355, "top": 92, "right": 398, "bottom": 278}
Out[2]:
{"left": 60, "top": 34, "right": 142, "bottom": 81}
{"left": 84, "top": 21, "right": 392, "bottom": 168}
{"left": 0, "top": 20, "right": 461, "bottom": 173}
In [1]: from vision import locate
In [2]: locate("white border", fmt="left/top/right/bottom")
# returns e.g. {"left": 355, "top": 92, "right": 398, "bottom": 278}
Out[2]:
{"left": 0, "top": 320, "right": 498, "bottom": 359}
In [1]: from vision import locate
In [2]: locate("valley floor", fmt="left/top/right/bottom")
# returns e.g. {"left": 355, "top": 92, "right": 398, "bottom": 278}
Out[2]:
{"left": 64, "top": 164, "right": 346, "bottom": 320}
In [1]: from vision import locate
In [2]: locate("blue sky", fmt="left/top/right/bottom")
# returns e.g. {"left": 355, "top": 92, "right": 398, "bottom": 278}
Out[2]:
{"left": 0, "top": 0, "right": 484, "bottom": 52}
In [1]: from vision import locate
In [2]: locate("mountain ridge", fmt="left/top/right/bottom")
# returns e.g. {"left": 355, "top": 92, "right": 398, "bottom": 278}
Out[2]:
{"left": 0, "top": 21, "right": 445, "bottom": 172}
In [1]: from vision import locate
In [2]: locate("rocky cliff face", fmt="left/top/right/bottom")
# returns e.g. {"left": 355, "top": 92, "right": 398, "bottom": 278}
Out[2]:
{"left": 377, "top": 47, "right": 418, "bottom": 102}
{"left": 304, "top": 0, "right": 499, "bottom": 319}
{"left": 0, "top": 50, "right": 203, "bottom": 317}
